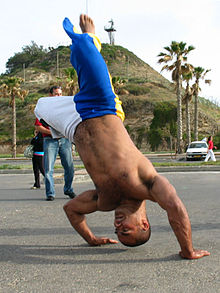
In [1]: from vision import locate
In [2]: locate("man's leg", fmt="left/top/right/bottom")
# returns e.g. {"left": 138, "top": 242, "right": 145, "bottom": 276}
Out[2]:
{"left": 58, "top": 138, "right": 75, "bottom": 198}
{"left": 32, "top": 155, "right": 40, "bottom": 188}
{"left": 34, "top": 96, "right": 81, "bottom": 143}
{"left": 43, "top": 137, "right": 58, "bottom": 199}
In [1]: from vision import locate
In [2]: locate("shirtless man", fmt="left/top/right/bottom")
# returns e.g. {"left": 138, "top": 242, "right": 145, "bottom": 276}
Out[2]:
{"left": 35, "top": 14, "right": 210, "bottom": 259}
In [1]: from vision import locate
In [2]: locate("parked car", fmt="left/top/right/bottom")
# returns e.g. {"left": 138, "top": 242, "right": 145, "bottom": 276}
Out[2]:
{"left": 186, "top": 141, "right": 208, "bottom": 161}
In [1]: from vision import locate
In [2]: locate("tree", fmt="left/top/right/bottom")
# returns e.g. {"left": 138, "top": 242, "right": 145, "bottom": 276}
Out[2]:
{"left": 158, "top": 41, "right": 195, "bottom": 153}
{"left": 147, "top": 102, "right": 177, "bottom": 151}
{"left": 6, "top": 41, "right": 48, "bottom": 74}
{"left": 182, "top": 68, "right": 194, "bottom": 146}
{"left": 0, "top": 77, "right": 28, "bottom": 157}
{"left": 192, "top": 67, "right": 211, "bottom": 141}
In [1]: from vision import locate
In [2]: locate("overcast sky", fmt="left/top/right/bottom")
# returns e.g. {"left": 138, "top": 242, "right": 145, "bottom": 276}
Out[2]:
{"left": 1, "top": 0, "right": 220, "bottom": 103}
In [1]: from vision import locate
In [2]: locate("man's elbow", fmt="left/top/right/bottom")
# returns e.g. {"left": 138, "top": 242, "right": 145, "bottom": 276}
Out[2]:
{"left": 63, "top": 201, "right": 81, "bottom": 223}
{"left": 167, "top": 199, "right": 187, "bottom": 224}
{"left": 63, "top": 202, "right": 72, "bottom": 217}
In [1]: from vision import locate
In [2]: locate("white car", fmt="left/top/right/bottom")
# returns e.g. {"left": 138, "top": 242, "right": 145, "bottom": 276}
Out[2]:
{"left": 186, "top": 141, "right": 208, "bottom": 161}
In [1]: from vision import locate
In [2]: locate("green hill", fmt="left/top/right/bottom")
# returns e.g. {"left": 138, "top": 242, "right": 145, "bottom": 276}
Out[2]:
{"left": 0, "top": 43, "right": 219, "bottom": 153}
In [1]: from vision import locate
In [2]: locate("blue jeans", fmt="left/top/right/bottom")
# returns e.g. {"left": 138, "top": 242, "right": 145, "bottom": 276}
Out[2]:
{"left": 43, "top": 137, "right": 74, "bottom": 198}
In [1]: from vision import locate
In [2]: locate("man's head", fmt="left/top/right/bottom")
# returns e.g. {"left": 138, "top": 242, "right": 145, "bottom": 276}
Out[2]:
{"left": 114, "top": 203, "right": 151, "bottom": 247}
{"left": 49, "top": 86, "right": 62, "bottom": 96}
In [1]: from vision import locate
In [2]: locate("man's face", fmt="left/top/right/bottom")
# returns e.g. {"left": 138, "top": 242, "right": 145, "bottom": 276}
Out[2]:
{"left": 52, "top": 88, "right": 62, "bottom": 96}
{"left": 114, "top": 211, "right": 142, "bottom": 246}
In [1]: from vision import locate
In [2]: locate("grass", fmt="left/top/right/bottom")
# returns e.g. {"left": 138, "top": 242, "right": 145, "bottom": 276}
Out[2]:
{"left": 0, "top": 164, "right": 85, "bottom": 170}
{"left": 0, "top": 164, "right": 24, "bottom": 169}
{"left": 0, "top": 154, "right": 24, "bottom": 158}
{"left": 0, "top": 152, "right": 80, "bottom": 158}
{"left": 152, "top": 161, "right": 220, "bottom": 167}
{"left": 0, "top": 161, "right": 219, "bottom": 170}
{"left": 54, "top": 164, "right": 85, "bottom": 170}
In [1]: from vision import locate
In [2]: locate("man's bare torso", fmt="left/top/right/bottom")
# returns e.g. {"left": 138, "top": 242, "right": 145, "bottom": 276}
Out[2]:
{"left": 74, "top": 115, "right": 156, "bottom": 210}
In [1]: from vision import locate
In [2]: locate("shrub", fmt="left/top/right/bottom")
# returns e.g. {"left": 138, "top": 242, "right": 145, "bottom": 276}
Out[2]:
{"left": 214, "top": 132, "right": 220, "bottom": 149}
{"left": 124, "top": 84, "right": 150, "bottom": 96}
{"left": 147, "top": 102, "right": 177, "bottom": 151}
{"left": 147, "top": 129, "right": 163, "bottom": 151}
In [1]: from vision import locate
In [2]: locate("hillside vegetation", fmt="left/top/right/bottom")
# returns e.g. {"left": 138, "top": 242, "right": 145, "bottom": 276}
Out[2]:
{"left": 0, "top": 43, "right": 219, "bottom": 153}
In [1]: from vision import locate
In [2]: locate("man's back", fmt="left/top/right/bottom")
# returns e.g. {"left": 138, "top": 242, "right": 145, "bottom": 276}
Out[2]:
{"left": 74, "top": 114, "right": 156, "bottom": 207}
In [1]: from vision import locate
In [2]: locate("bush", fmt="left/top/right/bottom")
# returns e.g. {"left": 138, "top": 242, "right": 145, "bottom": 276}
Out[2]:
{"left": 147, "top": 129, "right": 163, "bottom": 151}
{"left": 214, "top": 132, "right": 220, "bottom": 149}
{"left": 128, "top": 77, "right": 147, "bottom": 84}
{"left": 124, "top": 84, "right": 150, "bottom": 96}
{"left": 136, "top": 126, "right": 148, "bottom": 149}
{"left": 147, "top": 102, "right": 177, "bottom": 151}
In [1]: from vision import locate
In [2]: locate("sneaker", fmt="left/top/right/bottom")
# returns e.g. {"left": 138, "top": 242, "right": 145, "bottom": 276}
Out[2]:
{"left": 46, "top": 196, "right": 55, "bottom": 201}
{"left": 31, "top": 186, "right": 40, "bottom": 190}
{"left": 64, "top": 191, "right": 76, "bottom": 199}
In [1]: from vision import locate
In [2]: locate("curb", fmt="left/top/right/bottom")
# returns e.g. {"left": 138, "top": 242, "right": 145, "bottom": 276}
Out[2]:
{"left": 0, "top": 169, "right": 92, "bottom": 183}
{"left": 54, "top": 170, "right": 91, "bottom": 183}
{"left": 155, "top": 166, "right": 220, "bottom": 173}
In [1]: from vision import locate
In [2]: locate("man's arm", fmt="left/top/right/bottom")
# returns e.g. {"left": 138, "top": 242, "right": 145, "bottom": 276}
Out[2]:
{"left": 35, "top": 125, "right": 51, "bottom": 135}
{"left": 150, "top": 175, "right": 210, "bottom": 259}
{"left": 63, "top": 190, "right": 118, "bottom": 246}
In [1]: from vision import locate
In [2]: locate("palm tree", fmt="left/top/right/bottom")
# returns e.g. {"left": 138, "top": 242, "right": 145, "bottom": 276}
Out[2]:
{"left": 0, "top": 77, "right": 28, "bottom": 158}
{"left": 192, "top": 67, "right": 211, "bottom": 141}
{"left": 61, "top": 67, "right": 78, "bottom": 96}
{"left": 182, "top": 70, "right": 194, "bottom": 146}
{"left": 158, "top": 41, "right": 195, "bottom": 153}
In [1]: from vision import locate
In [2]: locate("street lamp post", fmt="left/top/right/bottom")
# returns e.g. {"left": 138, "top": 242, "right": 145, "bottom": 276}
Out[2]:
{"left": 86, "top": 0, "right": 88, "bottom": 14}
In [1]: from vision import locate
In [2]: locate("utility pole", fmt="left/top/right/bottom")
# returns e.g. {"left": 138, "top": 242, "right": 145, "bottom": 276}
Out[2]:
{"left": 57, "top": 51, "right": 59, "bottom": 77}
{"left": 86, "top": 0, "right": 88, "bottom": 14}
{"left": 126, "top": 56, "right": 129, "bottom": 81}
{"left": 23, "top": 63, "right": 26, "bottom": 82}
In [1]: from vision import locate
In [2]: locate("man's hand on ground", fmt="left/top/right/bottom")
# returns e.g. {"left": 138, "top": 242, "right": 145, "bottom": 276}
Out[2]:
{"left": 179, "top": 249, "right": 210, "bottom": 259}
{"left": 89, "top": 237, "right": 118, "bottom": 246}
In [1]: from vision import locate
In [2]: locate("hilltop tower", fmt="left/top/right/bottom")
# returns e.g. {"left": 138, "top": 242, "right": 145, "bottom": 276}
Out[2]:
{"left": 104, "top": 19, "right": 116, "bottom": 45}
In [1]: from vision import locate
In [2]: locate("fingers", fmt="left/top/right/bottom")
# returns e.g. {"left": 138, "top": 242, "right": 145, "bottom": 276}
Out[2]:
{"left": 96, "top": 237, "right": 118, "bottom": 245}
{"left": 196, "top": 250, "right": 210, "bottom": 257}
{"left": 101, "top": 238, "right": 118, "bottom": 245}
{"left": 107, "top": 238, "right": 119, "bottom": 244}
{"left": 179, "top": 249, "right": 210, "bottom": 259}
{"left": 191, "top": 250, "right": 210, "bottom": 259}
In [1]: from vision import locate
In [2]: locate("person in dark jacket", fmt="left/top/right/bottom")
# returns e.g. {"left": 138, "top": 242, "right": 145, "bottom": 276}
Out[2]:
{"left": 31, "top": 130, "right": 45, "bottom": 189}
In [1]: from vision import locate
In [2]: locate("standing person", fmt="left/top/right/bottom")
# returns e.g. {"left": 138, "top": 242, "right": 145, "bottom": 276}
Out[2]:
{"left": 35, "top": 15, "right": 210, "bottom": 259}
{"left": 35, "top": 86, "right": 75, "bottom": 201}
{"left": 204, "top": 135, "right": 217, "bottom": 162}
{"left": 30, "top": 130, "right": 45, "bottom": 189}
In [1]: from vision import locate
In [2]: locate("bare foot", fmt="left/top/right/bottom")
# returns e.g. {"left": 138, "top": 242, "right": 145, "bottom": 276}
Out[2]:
{"left": 79, "top": 14, "right": 95, "bottom": 34}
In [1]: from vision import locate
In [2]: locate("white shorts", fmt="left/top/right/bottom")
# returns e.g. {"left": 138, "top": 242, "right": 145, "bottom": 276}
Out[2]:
{"left": 34, "top": 96, "right": 82, "bottom": 143}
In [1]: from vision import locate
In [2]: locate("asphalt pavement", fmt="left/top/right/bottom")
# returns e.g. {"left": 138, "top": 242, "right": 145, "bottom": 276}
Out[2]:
{"left": 0, "top": 172, "right": 219, "bottom": 292}
{"left": 1, "top": 155, "right": 220, "bottom": 181}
